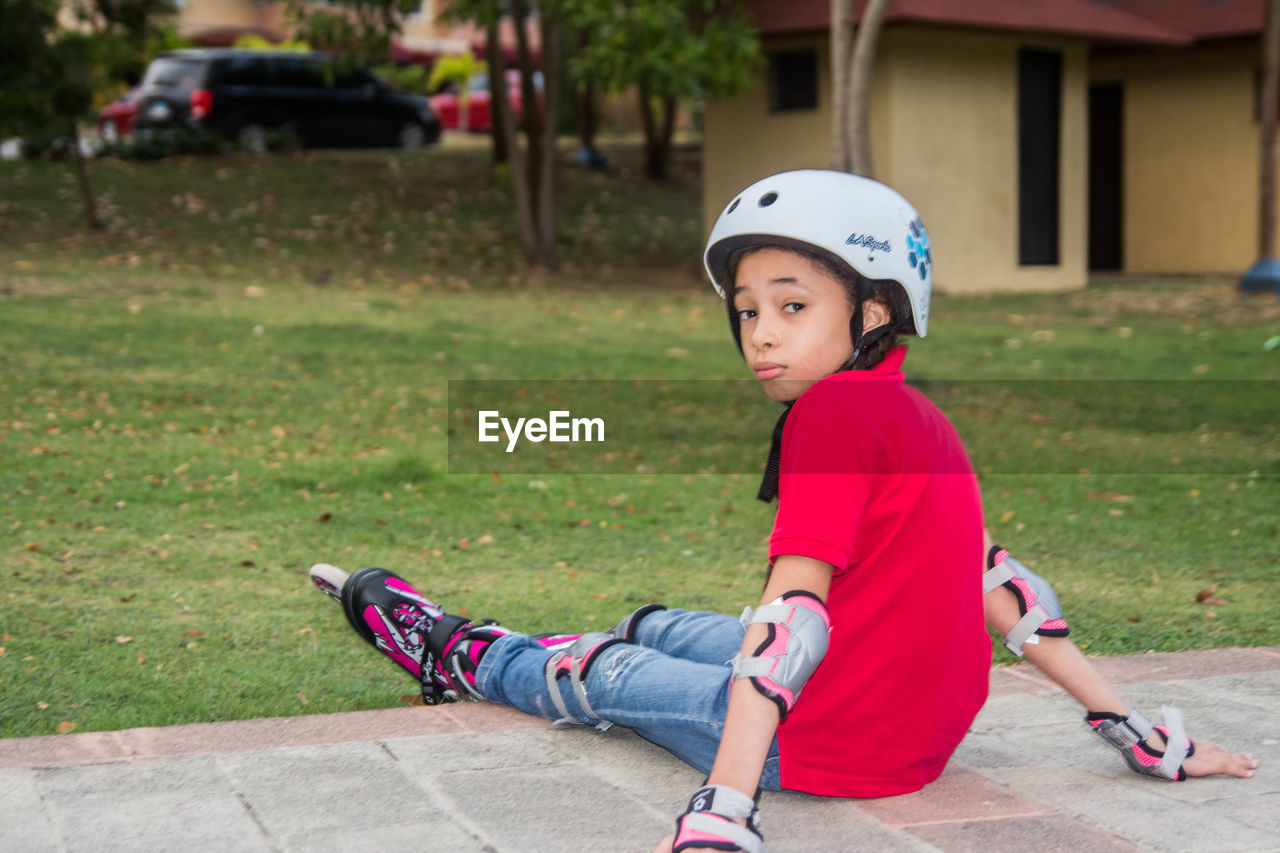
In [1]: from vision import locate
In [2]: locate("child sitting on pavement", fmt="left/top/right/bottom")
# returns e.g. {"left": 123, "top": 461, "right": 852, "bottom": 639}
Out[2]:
{"left": 311, "top": 171, "right": 1255, "bottom": 853}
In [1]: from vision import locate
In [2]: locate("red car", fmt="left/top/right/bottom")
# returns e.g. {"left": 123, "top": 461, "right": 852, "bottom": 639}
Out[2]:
{"left": 428, "top": 70, "right": 542, "bottom": 133}
{"left": 98, "top": 87, "right": 142, "bottom": 142}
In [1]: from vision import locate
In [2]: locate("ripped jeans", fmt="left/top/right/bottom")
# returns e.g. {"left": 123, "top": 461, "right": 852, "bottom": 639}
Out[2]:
{"left": 473, "top": 607, "right": 784, "bottom": 791}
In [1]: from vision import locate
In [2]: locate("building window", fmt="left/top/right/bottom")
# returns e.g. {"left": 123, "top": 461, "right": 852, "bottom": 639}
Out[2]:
{"left": 767, "top": 49, "right": 818, "bottom": 112}
{"left": 1017, "top": 48, "right": 1062, "bottom": 266}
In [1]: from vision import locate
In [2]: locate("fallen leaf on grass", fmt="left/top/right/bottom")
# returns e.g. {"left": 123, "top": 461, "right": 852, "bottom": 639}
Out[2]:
{"left": 1195, "top": 587, "right": 1227, "bottom": 605}
{"left": 297, "top": 692, "right": 308, "bottom": 706}
{"left": 316, "top": 512, "right": 333, "bottom": 523}
{"left": 115, "top": 636, "right": 133, "bottom": 644}
{"left": 37, "top": 701, "right": 49, "bottom": 709}
{"left": 1087, "top": 491, "right": 1135, "bottom": 503}
{"left": 0, "top": 646, "right": 5, "bottom": 657}
{"left": 120, "top": 594, "right": 136, "bottom": 603}
{"left": 57, "top": 721, "right": 78, "bottom": 734}
{"left": 399, "top": 693, "right": 425, "bottom": 706}
{"left": 25, "top": 542, "right": 39, "bottom": 551}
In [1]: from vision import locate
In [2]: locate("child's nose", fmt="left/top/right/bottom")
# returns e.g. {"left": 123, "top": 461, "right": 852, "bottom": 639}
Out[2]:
{"left": 750, "top": 315, "right": 780, "bottom": 350}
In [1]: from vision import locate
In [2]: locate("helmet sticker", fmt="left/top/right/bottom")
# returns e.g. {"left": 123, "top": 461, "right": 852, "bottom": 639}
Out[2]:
{"left": 905, "top": 216, "right": 931, "bottom": 282}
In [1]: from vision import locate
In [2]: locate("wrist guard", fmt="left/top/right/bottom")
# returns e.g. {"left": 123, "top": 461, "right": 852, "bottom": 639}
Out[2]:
{"left": 672, "top": 785, "right": 764, "bottom": 853}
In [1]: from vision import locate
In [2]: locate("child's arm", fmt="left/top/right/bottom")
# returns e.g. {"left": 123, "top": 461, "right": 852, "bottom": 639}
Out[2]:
{"left": 654, "top": 554, "right": 833, "bottom": 853}
{"left": 983, "top": 532, "right": 1257, "bottom": 780}
{"left": 707, "top": 554, "right": 832, "bottom": 791}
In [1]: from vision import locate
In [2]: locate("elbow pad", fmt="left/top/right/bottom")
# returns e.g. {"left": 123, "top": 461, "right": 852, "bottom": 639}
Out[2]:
{"left": 731, "top": 590, "right": 831, "bottom": 718}
{"left": 984, "top": 545, "right": 1070, "bottom": 656}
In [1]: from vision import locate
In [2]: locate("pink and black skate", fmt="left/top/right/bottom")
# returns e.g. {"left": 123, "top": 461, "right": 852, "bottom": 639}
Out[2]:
{"left": 308, "top": 563, "right": 509, "bottom": 705}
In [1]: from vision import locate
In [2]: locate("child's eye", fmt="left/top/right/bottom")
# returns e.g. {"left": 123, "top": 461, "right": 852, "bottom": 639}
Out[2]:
{"left": 737, "top": 308, "right": 757, "bottom": 321}
{"left": 783, "top": 302, "right": 804, "bottom": 313}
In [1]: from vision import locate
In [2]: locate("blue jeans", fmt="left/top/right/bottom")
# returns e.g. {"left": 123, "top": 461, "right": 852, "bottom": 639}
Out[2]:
{"left": 474, "top": 608, "right": 784, "bottom": 791}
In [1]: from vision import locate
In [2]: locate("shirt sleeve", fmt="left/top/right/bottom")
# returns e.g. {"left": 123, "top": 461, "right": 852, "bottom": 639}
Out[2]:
{"left": 768, "top": 386, "right": 881, "bottom": 576}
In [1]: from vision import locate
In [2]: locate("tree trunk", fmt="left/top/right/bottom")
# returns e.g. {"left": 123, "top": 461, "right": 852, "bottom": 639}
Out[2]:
{"left": 509, "top": 0, "right": 542, "bottom": 206}
{"left": 848, "top": 0, "right": 891, "bottom": 178}
{"left": 68, "top": 118, "right": 101, "bottom": 230}
{"left": 536, "top": 11, "right": 561, "bottom": 269}
{"left": 830, "top": 0, "right": 854, "bottom": 171}
{"left": 489, "top": 36, "right": 540, "bottom": 266}
{"left": 1260, "top": 0, "right": 1279, "bottom": 259}
{"left": 578, "top": 84, "right": 597, "bottom": 151}
{"left": 638, "top": 87, "right": 673, "bottom": 180}
{"left": 485, "top": 20, "right": 508, "bottom": 165}
{"left": 576, "top": 26, "right": 596, "bottom": 152}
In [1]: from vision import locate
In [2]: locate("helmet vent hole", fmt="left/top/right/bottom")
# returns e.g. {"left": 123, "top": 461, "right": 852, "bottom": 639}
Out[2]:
{"left": 727, "top": 198, "right": 740, "bottom": 214}
{"left": 758, "top": 191, "right": 778, "bottom": 207}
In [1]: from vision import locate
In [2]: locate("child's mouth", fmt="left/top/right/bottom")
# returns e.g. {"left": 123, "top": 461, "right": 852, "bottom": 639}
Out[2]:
{"left": 753, "top": 364, "right": 785, "bottom": 380}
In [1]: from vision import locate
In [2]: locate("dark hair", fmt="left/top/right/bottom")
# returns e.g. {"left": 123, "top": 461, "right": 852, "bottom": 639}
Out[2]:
{"left": 726, "top": 243, "right": 902, "bottom": 371}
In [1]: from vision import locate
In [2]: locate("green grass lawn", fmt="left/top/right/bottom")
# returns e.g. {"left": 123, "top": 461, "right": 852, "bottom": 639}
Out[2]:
{"left": 1, "top": 142, "right": 1278, "bottom": 738}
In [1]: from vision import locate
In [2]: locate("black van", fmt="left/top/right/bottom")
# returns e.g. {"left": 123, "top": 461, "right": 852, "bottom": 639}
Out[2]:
{"left": 132, "top": 49, "right": 441, "bottom": 150}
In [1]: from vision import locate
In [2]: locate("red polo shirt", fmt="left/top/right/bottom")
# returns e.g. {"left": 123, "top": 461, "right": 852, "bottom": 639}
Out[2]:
{"left": 769, "top": 347, "right": 990, "bottom": 797}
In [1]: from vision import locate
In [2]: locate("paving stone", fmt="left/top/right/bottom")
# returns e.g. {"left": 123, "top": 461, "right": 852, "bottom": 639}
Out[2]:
{"left": 433, "top": 762, "right": 669, "bottom": 853}
{"left": 385, "top": 728, "right": 578, "bottom": 772}
{"left": 280, "top": 821, "right": 488, "bottom": 853}
{"left": 0, "top": 730, "right": 129, "bottom": 769}
{"left": 857, "top": 768, "right": 1050, "bottom": 829}
{"left": 907, "top": 813, "right": 1142, "bottom": 852}
{"left": 766, "top": 793, "right": 940, "bottom": 852}
{"left": 1210, "top": 790, "right": 1280, "bottom": 835}
{"left": 36, "top": 757, "right": 270, "bottom": 853}
{"left": 0, "top": 768, "right": 64, "bottom": 853}
{"left": 216, "top": 741, "right": 452, "bottom": 846}
{"left": 986, "top": 765, "right": 1279, "bottom": 853}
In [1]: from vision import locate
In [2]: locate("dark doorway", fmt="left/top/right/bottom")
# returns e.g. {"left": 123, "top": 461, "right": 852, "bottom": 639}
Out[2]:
{"left": 1018, "top": 48, "right": 1062, "bottom": 266}
{"left": 1089, "top": 82, "right": 1124, "bottom": 271}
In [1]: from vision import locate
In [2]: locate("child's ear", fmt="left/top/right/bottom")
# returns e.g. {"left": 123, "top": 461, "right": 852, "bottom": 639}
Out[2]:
{"left": 861, "top": 300, "right": 891, "bottom": 332}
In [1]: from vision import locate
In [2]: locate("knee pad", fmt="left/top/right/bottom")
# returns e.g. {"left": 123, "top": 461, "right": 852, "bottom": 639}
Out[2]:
{"left": 984, "top": 545, "right": 1070, "bottom": 656}
{"left": 608, "top": 603, "right": 667, "bottom": 643}
{"left": 543, "top": 632, "right": 626, "bottom": 731}
{"left": 731, "top": 591, "right": 830, "bottom": 719}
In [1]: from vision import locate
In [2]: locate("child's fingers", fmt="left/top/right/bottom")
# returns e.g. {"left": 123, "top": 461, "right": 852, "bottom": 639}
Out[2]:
{"left": 1183, "top": 741, "right": 1259, "bottom": 779}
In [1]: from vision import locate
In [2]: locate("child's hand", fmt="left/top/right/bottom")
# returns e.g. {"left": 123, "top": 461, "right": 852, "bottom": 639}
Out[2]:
{"left": 1183, "top": 741, "right": 1259, "bottom": 778}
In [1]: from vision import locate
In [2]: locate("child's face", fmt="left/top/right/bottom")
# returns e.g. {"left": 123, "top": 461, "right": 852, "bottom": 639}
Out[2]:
{"left": 731, "top": 247, "right": 858, "bottom": 402}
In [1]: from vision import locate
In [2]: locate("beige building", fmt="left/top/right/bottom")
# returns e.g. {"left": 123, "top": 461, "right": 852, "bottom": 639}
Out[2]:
{"left": 705, "top": 1, "right": 1266, "bottom": 293}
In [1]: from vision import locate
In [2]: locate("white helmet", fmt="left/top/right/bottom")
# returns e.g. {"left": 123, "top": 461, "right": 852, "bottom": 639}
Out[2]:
{"left": 704, "top": 169, "right": 931, "bottom": 337}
